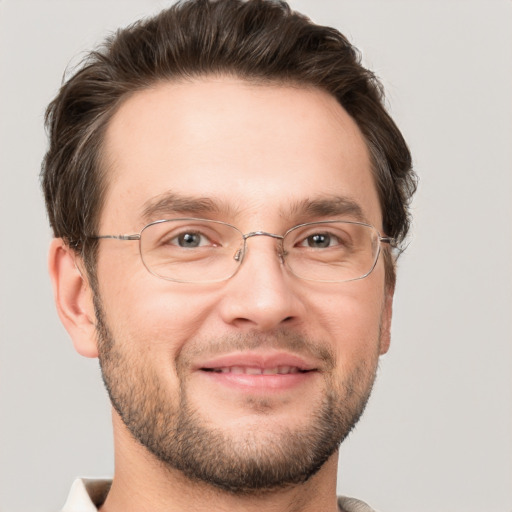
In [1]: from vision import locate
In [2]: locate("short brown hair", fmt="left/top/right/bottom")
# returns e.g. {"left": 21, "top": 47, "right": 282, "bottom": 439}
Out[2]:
{"left": 41, "top": 0, "right": 416, "bottom": 285}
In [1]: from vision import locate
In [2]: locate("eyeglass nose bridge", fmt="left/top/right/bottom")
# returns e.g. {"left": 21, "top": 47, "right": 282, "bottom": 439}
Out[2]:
{"left": 234, "top": 231, "right": 285, "bottom": 263}
{"left": 243, "top": 231, "right": 284, "bottom": 241}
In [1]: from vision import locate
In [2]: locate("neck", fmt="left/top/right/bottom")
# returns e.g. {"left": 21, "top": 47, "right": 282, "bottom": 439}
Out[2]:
{"left": 100, "top": 412, "right": 340, "bottom": 512}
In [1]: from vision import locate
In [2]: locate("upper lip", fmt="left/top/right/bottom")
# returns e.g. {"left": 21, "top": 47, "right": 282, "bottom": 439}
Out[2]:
{"left": 196, "top": 351, "right": 318, "bottom": 372}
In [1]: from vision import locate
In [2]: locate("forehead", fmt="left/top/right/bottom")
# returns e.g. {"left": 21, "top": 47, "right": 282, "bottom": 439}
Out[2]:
{"left": 100, "top": 77, "right": 381, "bottom": 231}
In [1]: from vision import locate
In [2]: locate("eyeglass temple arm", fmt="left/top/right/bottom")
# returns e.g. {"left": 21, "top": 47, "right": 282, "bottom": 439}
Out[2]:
{"left": 93, "top": 234, "right": 141, "bottom": 240}
{"left": 379, "top": 236, "right": 399, "bottom": 251}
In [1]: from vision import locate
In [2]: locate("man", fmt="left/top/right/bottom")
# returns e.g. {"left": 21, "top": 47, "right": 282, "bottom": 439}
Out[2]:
{"left": 42, "top": 0, "right": 416, "bottom": 510}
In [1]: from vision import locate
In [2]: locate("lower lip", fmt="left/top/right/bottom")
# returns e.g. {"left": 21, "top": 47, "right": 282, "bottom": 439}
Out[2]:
{"left": 199, "top": 370, "right": 316, "bottom": 393}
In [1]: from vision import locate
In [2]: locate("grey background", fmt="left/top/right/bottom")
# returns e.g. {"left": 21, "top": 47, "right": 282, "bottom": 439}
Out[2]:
{"left": 1, "top": 1, "right": 511, "bottom": 511}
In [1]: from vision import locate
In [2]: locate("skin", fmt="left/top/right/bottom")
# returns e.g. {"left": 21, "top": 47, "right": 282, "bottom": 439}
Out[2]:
{"left": 49, "top": 77, "right": 393, "bottom": 512}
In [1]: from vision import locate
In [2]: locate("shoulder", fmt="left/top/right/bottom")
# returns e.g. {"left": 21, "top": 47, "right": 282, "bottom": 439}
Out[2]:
{"left": 338, "top": 495, "right": 380, "bottom": 512}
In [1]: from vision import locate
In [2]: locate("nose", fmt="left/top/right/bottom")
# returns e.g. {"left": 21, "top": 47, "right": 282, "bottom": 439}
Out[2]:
{"left": 217, "top": 234, "right": 305, "bottom": 331}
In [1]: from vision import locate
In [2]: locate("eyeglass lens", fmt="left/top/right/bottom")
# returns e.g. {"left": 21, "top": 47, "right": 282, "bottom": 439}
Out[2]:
{"left": 139, "top": 219, "right": 381, "bottom": 283}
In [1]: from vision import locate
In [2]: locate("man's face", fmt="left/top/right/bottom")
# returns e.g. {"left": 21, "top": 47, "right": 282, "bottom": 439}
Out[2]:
{"left": 92, "top": 78, "right": 392, "bottom": 492}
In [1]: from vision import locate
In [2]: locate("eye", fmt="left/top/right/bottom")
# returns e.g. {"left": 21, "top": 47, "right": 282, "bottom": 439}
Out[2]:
{"left": 299, "top": 232, "right": 342, "bottom": 249}
{"left": 170, "top": 231, "right": 213, "bottom": 248}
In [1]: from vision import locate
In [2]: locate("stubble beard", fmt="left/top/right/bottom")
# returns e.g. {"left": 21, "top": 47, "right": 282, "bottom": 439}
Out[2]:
{"left": 94, "top": 294, "right": 381, "bottom": 495}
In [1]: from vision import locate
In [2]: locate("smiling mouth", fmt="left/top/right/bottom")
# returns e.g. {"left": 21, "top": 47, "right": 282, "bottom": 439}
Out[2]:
{"left": 201, "top": 366, "right": 312, "bottom": 375}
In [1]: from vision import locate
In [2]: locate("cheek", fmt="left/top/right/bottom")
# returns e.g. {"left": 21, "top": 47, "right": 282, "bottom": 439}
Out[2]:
{"left": 96, "top": 250, "right": 219, "bottom": 356}
{"left": 310, "top": 279, "right": 385, "bottom": 362}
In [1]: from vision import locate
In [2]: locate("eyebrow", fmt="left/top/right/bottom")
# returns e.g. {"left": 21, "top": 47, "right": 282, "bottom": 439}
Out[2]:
{"left": 141, "top": 192, "right": 367, "bottom": 224}
{"left": 141, "top": 192, "right": 237, "bottom": 222}
{"left": 288, "top": 196, "right": 367, "bottom": 223}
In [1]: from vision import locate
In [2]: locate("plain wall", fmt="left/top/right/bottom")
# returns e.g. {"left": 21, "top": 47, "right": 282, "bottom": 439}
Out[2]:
{"left": 0, "top": 1, "right": 510, "bottom": 511}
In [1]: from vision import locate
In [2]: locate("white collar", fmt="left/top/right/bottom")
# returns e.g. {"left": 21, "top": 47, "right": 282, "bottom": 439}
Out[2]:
{"left": 61, "top": 479, "right": 111, "bottom": 512}
{"left": 60, "top": 478, "right": 377, "bottom": 512}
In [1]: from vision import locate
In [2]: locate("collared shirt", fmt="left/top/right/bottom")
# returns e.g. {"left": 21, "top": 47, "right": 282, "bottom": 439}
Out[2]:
{"left": 61, "top": 478, "right": 378, "bottom": 512}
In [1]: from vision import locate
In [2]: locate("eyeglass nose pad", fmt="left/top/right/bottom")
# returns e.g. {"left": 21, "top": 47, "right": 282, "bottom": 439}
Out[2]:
{"left": 233, "top": 247, "right": 244, "bottom": 263}
{"left": 277, "top": 245, "right": 286, "bottom": 265}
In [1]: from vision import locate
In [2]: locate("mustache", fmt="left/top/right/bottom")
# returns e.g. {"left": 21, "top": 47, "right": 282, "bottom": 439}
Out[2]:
{"left": 176, "top": 329, "right": 336, "bottom": 371}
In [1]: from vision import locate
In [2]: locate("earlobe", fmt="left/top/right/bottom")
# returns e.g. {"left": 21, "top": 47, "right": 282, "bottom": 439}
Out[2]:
{"left": 379, "top": 286, "right": 394, "bottom": 355}
{"left": 48, "top": 238, "right": 99, "bottom": 358}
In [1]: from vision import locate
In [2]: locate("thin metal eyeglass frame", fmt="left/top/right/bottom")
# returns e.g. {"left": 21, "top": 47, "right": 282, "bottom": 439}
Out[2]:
{"left": 91, "top": 218, "right": 395, "bottom": 283}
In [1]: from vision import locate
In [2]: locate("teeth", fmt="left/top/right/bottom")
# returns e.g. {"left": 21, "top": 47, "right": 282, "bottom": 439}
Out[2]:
{"left": 246, "top": 367, "right": 263, "bottom": 375}
{"left": 208, "top": 366, "right": 304, "bottom": 375}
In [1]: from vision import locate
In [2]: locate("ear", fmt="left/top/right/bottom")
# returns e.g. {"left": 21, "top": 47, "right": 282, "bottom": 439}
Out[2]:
{"left": 48, "top": 238, "right": 98, "bottom": 358}
{"left": 379, "top": 285, "right": 394, "bottom": 355}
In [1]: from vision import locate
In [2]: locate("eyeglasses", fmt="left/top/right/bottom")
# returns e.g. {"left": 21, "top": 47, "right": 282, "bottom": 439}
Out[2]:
{"left": 93, "top": 218, "right": 394, "bottom": 283}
